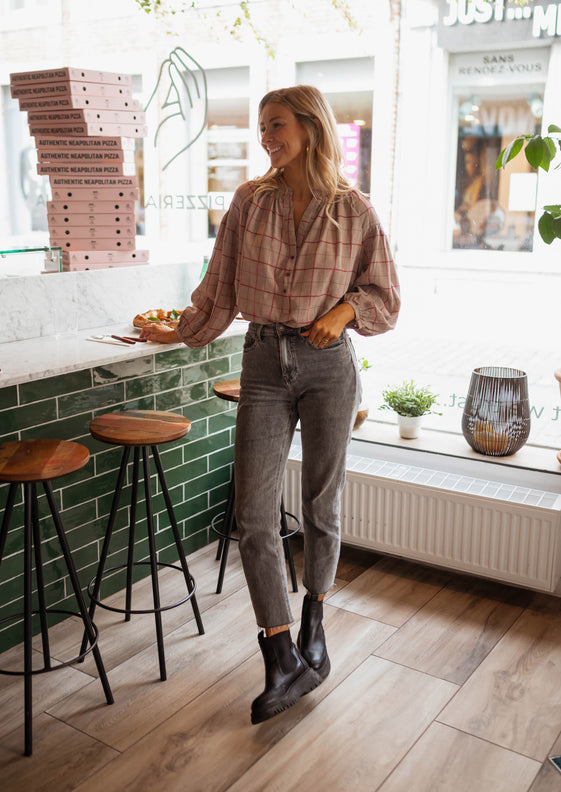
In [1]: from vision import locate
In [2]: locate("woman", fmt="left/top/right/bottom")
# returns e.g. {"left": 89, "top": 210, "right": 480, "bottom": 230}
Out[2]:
{"left": 141, "top": 85, "right": 400, "bottom": 723}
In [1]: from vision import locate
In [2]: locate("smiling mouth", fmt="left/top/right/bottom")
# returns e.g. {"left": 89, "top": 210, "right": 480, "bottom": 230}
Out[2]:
{"left": 267, "top": 146, "right": 282, "bottom": 155}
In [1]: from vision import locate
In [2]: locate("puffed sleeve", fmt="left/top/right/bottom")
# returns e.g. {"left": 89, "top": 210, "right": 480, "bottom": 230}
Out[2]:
{"left": 343, "top": 196, "right": 400, "bottom": 337}
{"left": 176, "top": 184, "right": 250, "bottom": 347}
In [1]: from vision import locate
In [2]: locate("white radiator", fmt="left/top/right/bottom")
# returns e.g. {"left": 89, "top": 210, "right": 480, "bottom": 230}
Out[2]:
{"left": 284, "top": 447, "right": 561, "bottom": 593}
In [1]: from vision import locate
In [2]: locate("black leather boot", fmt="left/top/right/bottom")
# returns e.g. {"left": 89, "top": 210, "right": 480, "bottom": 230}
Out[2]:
{"left": 297, "top": 594, "right": 330, "bottom": 680}
{"left": 251, "top": 630, "right": 321, "bottom": 724}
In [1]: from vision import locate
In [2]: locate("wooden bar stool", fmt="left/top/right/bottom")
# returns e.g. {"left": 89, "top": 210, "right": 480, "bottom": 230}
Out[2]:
{"left": 0, "top": 439, "right": 114, "bottom": 756}
{"left": 211, "top": 379, "right": 300, "bottom": 594}
{"left": 83, "top": 410, "right": 204, "bottom": 682}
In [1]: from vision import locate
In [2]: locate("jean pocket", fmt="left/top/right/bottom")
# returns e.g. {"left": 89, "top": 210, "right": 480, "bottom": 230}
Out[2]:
{"left": 243, "top": 327, "right": 259, "bottom": 353}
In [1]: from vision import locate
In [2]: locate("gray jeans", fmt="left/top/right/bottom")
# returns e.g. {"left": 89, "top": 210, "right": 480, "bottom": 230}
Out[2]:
{"left": 234, "top": 322, "right": 361, "bottom": 628}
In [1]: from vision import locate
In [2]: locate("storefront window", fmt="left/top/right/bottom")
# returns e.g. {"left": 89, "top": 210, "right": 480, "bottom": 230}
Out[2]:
{"left": 296, "top": 58, "right": 374, "bottom": 194}
{"left": 205, "top": 66, "right": 250, "bottom": 237}
{"left": 452, "top": 92, "right": 543, "bottom": 252}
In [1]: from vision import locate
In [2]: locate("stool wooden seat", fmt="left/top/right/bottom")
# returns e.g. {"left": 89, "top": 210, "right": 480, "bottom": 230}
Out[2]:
{"left": 90, "top": 409, "right": 191, "bottom": 445}
{"left": 83, "top": 410, "right": 204, "bottom": 682}
{"left": 0, "top": 439, "right": 114, "bottom": 756}
{"left": 211, "top": 379, "right": 300, "bottom": 594}
{"left": 213, "top": 379, "right": 241, "bottom": 403}
{"left": 0, "top": 438, "right": 90, "bottom": 481}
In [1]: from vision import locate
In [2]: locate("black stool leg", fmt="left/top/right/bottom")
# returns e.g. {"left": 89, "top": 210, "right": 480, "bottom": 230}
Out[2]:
{"left": 0, "top": 483, "right": 17, "bottom": 562}
{"left": 216, "top": 477, "right": 236, "bottom": 595}
{"left": 125, "top": 448, "right": 140, "bottom": 621}
{"left": 44, "top": 482, "right": 114, "bottom": 707}
{"left": 23, "top": 483, "right": 33, "bottom": 756}
{"left": 80, "top": 446, "right": 130, "bottom": 658}
{"left": 152, "top": 446, "right": 204, "bottom": 635}
{"left": 142, "top": 446, "right": 167, "bottom": 681}
{"left": 280, "top": 498, "right": 298, "bottom": 593}
{"left": 31, "top": 485, "right": 51, "bottom": 671}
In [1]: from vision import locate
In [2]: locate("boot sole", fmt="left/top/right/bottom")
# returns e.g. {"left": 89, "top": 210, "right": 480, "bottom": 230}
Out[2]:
{"left": 251, "top": 667, "right": 322, "bottom": 725}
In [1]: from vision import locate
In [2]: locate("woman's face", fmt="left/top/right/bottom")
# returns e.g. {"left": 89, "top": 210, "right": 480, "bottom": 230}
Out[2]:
{"left": 259, "top": 101, "right": 309, "bottom": 172}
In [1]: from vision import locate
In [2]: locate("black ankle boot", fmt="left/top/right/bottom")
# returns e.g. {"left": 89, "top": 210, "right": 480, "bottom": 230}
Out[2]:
{"left": 251, "top": 630, "right": 321, "bottom": 724}
{"left": 297, "top": 594, "right": 330, "bottom": 680}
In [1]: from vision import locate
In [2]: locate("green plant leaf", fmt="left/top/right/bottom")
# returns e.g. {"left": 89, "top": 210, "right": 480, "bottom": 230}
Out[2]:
{"left": 554, "top": 217, "right": 561, "bottom": 240}
{"left": 548, "top": 124, "right": 561, "bottom": 134}
{"left": 545, "top": 137, "right": 558, "bottom": 160}
{"left": 538, "top": 211, "right": 555, "bottom": 245}
{"left": 525, "top": 136, "right": 551, "bottom": 171}
{"left": 496, "top": 137, "right": 524, "bottom": 170}
{"left": 543, "top": 204, "right": 561, "bottom": 218}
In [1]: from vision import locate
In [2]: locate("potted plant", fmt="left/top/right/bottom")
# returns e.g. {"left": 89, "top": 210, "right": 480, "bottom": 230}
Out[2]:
{"left": 353, "top": 357, "right": 372, "bottom": 430}
{"left": 379, "top": 379, "right": 441, "bottom": 438}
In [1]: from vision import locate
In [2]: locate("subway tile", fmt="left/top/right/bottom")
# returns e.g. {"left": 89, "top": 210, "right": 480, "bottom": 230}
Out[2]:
{"left": 156, "top": 382, "right": 207, "bottom": 412}
{"left": 182, "top": 358, "right": 231, "bottom": 387}
{"left": 208, "top": 480, "right": 231, "bottom": 509}
{"left": 124, "top": 395, "right": 157, "bottom": 412}
{"left": 94, "top": 446, "right": 124, "bottom": 476}
{"left": 209, "top": 411, "right": 236, "bottom": 434}
{"left": 58, "top": 382, "right": 125, "bottom": 418}
{"left": 186, "top": 429, "right": 231, "bottom": 461}
{"left": 64, "top": 469, "right": 124, "bottom": 507}
{"left": 0, "top": 386, "right": 17, "bottom": 411}
{"left": 0, "top": 431, "right": 19, "bottom": 443}
{"left": 183, "top": 457, "right": 209, "bottom": 483}
{"left": 19, "top": 370, "right": 92, "bottom": 405}
{"left": 0, "top": 399, "right": 58, "bottom": 433}
{"left": 187, "top": 508, "right": 220, "bottom": 536}
{"left": 209, "top": 335, "right": 244, "bottom": 358}
{"left": 125, "top": 369, "right": 182, "bottom": 400}
{"left": 183, "top": 529, "right": 209, "bottom": 556}
{"left": 93, "top": 356, "right": 154, "bottom": 385}
{"left": 20, "top": 413, "right": 93, "bottom": 443}
{"left": 184, "top": 466, "right": 231, "bottom": 500}
{"left": 180, "top": 397, "right": 226, "bottom": 422}
{"left": 173, "top": 492, "right": 209, "bottom": 525}
{"left": 183, "top": 418, "right": 207, "bottom": 444}
{"left": 209, "top": 448, "right": 235, "bottom": 471}
{"left": 154, "top": 347, "right": 206, "bottom": 371}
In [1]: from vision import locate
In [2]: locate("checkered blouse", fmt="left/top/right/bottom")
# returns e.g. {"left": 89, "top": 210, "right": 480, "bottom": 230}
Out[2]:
{"left": 176, "top": 180, "right": 400, "bottom": 347}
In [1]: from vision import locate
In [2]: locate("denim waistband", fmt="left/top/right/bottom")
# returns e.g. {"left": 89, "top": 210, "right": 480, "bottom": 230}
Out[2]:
{"left": 248, "top": 322, "right": 310, "bottom": 338}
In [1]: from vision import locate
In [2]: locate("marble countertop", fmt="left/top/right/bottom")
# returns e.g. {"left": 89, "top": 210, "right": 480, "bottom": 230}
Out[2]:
{"left": 0, "top": 321, "right": 247, "bottom": 389}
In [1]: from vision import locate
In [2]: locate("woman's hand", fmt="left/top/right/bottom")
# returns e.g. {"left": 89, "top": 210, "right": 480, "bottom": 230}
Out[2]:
{"left": 301, "top": 303, "right": 355, "bottom": 347}
{"left": 139, "top": 322, "right": 180, "bottom": 344}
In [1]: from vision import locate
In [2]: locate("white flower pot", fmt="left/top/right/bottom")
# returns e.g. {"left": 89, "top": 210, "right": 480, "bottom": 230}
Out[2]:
{"left": 397, "top": 414, "right": 422, "bottom": 439}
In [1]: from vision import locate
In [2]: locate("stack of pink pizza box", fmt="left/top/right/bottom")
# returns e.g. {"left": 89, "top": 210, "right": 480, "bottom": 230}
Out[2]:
{"left": 10, "top": 66, "right": 149, "bottom": 271}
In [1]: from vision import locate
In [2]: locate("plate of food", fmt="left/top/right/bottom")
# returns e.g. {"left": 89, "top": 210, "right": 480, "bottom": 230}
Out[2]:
{"left": 132, "top": 308, "right": 182, "bottom": 329}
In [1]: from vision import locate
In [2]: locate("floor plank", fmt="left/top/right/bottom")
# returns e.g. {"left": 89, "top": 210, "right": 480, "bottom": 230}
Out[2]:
{"left": 376, "top": 576, "right": 528, "bottom": 684}
{"left": 3, "top": 542, "right": 561, "bottom": 791}
{"left": 74, "top": 606, "right": 393, "bottom": 792}
{"left": 0, "top": 712, "right": 118, "bottom": 789}
{"left": 378, "top": 722, "right": 540, "bottom": 792}
{"left": 226, "top": 656, "right": 458, "bottom": 792}
{"left": 440, "top": 602, "right": 561, "bottom": 760}
{"left": 328, "top": 555, "right": 450, "bottom": 626}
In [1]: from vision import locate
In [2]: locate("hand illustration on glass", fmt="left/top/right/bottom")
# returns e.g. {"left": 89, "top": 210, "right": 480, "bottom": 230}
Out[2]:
{"left": 145, "top": 47, "right": 208, "bottom": 171}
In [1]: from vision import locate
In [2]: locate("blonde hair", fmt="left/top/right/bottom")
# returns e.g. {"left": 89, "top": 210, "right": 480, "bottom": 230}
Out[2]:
{"left": 254, "top": 85, "right": 352, "bottom": 220}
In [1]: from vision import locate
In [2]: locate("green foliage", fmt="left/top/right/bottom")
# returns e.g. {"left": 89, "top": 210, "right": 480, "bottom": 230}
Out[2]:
{"left": 133, "top": 0, "right": 359, "bottom": 57}
{"left": 358, "top": 356, "right": 371, "bottom": 373}
{"left": 497, "top": 124, "right": 561, "bottom": 245}
{"left": 380, "top": 380, "right": 441, "bottom": 418}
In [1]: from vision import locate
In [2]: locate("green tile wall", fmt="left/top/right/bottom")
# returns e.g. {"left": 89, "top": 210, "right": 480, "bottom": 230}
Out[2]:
{"left": 0, "top": 337, "right": 242, "bottom": 653}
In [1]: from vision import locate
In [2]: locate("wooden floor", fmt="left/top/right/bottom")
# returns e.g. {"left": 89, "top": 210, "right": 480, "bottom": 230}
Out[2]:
{"left": 2, "top": 538, "right": 561, "bottom": 791}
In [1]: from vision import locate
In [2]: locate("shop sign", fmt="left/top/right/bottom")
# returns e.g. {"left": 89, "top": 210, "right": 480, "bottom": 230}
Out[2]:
{"left": 438, "top": 0, "right": 560, "bottom": 50}
{"left": 451, "top": 47, "right": 550, "bottom": 85}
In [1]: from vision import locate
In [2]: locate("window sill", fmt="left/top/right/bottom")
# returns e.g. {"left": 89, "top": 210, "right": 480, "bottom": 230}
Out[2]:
{"left": 353, "top": 419, "right": 561, "bottom": 479}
